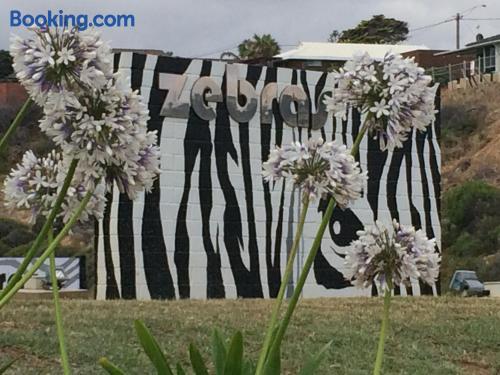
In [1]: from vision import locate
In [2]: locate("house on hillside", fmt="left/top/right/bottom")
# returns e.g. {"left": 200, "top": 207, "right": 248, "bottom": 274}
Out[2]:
{"left": 273, "top": 42, "right": 429, "bottom": 71}
{"left": 435, "top": 34, "right": 500, "bottom": 75}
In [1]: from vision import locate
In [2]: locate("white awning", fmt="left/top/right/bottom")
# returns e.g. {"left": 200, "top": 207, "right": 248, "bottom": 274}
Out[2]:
{"left": 276, "top": 42, "right": 429, "bottom": 61}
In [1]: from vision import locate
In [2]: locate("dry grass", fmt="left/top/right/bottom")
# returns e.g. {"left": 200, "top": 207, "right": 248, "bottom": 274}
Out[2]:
{"left": 1, "top": 297, "right": 499, "bottom": 374}
{"left": 441, "top": 84, "right": 500, "bottom": 189}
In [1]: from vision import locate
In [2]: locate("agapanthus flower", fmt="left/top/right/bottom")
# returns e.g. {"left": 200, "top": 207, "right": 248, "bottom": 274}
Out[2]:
{"left": 3, "top": 150, "right": 106, "bottom": 224}
{"left": 344, "top": 220, "right": 440, "bottom": 289}
{"left": 10, "top": 27, "right": 113, "bottom": 104}
{"left": 262, "top": 138, "right": 366, "bottom": 206}
{"left": 39, "top": 73, "right": 161, "bottom": 200}
{"left": 324, "top": 52, "right": 436, "bottom": 151}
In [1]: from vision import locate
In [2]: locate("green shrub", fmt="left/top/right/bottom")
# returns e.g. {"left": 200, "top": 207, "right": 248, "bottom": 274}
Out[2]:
{"left": 443, "top": 180, "right": 500, "bottom": 226}
{"left": 479, "top": 252, "right": 500, "bottom": 281}
{"left": 448, "top": 232, "right": 484, "bottom": 257}
{"left": 442, "top": 180, "right": 500, "bottom": 285}
{"left": 443, "top": 180, "right": 500, "bottom": 253}
{"left": 0, "top": 218, "right": 18, "bottom": 239}
{"left": 440, "top": 104, "right": 486, "bottom": 147}
{"left": 1, "top": 228, "right": 35, "bottom": 248}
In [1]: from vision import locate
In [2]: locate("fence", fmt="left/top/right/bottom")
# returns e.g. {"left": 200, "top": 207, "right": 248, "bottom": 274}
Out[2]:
{"left": 427, "top": 55, "right": 498, "bottom": 85}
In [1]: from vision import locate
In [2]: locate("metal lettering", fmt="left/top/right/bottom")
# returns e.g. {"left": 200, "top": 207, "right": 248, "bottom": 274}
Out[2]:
{"left": 279, "top": 85, "right": 309, "bottom": 128}
{"left": 159, "top": 73, "right": 190, "bottom": 118}
{"left": 226, "top": 64, "right": 258, "bottom": 123}
{"left": 260, "top": 82, "right": 278, "bottom": 124}
{"left": 311, "top": 91, "right": 332, "bottom": 130}
{"left": 191, "top": 76, "right": 223, "bottom": 121}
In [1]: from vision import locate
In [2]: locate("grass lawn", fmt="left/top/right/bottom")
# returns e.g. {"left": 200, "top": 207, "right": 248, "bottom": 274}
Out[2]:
{"left": 1, "top": 297, "right": 499, "bottom": 374}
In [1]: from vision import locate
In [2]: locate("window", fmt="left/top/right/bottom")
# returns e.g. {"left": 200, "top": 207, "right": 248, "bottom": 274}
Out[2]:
{"left": 480, "top": 45, "right": 496, "bottom": 73}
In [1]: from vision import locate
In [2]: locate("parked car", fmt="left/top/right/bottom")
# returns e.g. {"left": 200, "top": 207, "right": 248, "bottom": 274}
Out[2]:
{"left": 449, "top": 270, "right": 490, "bottom": 297}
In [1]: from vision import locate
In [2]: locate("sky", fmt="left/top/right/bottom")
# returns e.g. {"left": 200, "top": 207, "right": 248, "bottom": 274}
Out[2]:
{"left": 1, "top": 0, "right": 499, "bottom": 57}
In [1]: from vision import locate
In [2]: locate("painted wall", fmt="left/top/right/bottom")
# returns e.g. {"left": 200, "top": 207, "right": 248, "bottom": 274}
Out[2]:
{"left": 0, "top": 257, "right": 84, "bottom": 290}
{"left": 96, "top": 53, "right": 441, "bottom": 300}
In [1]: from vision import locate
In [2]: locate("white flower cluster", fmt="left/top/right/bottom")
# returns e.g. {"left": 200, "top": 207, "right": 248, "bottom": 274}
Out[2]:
{"left": 10, "top": 28, "right": 113, "bottom": 104}
{"left": 262, "top": 138, "right": 366, "bottom": 206}
{"left": 325, "top": 52, "right": 436, "bottom": 151}
{"left": 5, "top": 28, "right": 161, "bottom": 225}
{"left": 344, "top": 220, "right": 440, "bottom": 289}
{"left": 3, "top": 150, "right": 106, "bottom": 224}
{"left": 39, "top": 73, "right": 160, "bottom": 200}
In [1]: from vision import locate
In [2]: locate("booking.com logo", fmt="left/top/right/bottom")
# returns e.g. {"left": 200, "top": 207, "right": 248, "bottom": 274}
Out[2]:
{"left": 10, "top": 10, "right": 135, "bottom": 30}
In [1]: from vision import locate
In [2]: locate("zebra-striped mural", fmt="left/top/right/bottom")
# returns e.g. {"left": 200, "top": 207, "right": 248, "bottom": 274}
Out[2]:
{"left": 96, "top": 53, "right": 441, "bottom": 300}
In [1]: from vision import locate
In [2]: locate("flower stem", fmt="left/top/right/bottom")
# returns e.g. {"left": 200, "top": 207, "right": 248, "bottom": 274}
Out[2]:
{"left": 265, "top": 196, "right": 337, "bottom": 369}
{"left": 261, "top": 117, "right": 370, "bottom": 371}
{"left": 0, "top": 98, "right": 33, "bottom": 154}
{"left": 351, "top": 118, "right": 370, "bottom": 157}
{"left": 373, "top": 285, "right": 392, "bottom": 375}
{"left": 255, "top": 196, "right": 309, "bottom": 375}
{"left": 0, "top": 188, "right": 92, "bottom": 310}
{"left": 0, "top": 158, "right": 79, "bottom": 303}
{"left": 48, "top": 228, "right": 71, "bottom": 375}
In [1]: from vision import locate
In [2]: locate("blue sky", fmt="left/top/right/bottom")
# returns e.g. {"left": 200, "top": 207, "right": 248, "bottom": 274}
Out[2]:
{"left": 1, "top": 0, "right": 499, "bottom": 57}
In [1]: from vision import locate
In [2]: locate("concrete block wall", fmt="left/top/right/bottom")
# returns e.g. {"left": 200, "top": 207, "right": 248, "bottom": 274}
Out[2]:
{"left": 96, "top": 54, "right": 441, "bottom": 300}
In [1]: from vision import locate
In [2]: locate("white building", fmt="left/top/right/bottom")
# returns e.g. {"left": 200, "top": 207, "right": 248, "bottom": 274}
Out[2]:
{"left": 274, "top": 41, "right": 429, "bottom": 70}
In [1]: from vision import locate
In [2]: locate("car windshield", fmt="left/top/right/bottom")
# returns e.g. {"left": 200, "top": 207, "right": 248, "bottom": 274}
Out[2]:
{"left": 459, "top": 272, "right": 478, "bottom": 280}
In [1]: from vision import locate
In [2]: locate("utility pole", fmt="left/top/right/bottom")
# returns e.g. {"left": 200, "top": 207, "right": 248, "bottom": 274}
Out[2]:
{"left": 455, "top": 5, "right": 486, "bottom": 50}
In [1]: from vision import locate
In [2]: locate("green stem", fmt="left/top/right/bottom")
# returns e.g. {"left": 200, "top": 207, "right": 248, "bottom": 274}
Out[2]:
{"left": 0, "top": 98, "right": 33, "bottom": 154}
{"left": 255, "top": 196, "right": 309, "bottom": 375}
{"left": 262, "top": 117, "right": 371, "bottom": 370}
{"left": 49, "top": 228, "right": 71, "bottom": 375}
{"left": 373, "top": 285, "right": 392, "bottom": 375}
{"left": 0, "top": 159, "right": 79, "bottom": 303}
{"left": 351, "top": 118, "right": 370, "bottom": 157}
{"left": 0, "top": 189, "right": 93, "bottom": 310}
{"left": 265, "top": 197, "right": 336, "bottom": 367}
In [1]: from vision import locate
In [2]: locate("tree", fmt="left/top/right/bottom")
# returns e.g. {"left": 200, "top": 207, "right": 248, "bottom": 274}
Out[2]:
{"left": 328, "top": 30, "right": 341, "bottom": 43}
{"left": 0, "top": 50, "right": 14, "bottom": 79}
{"left": 329, "top": 15, "right": 409, "bottom": 44}
{"left": 238, "top": 34, "right": 281, "bottom": 60}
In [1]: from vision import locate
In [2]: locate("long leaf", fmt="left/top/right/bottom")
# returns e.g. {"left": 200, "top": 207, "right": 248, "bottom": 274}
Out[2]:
{"left": 176, "top": 363, "right": 186, "bottom": 375}
{"left": 98, "top": 357, "right": 126, "bottom": 375}
{"left": 134, "top": 320, "right": 173, "bottom": 375}
{"left": 189, "top": 343, "right": 209, "bottom": 375}
{"left": 211, "top": 329, "right": 227, "bottom": 375}
{"left": 298, "top": 341, "right": 333, "bottom": 375}
{"left": 242, "top": 360, "right": 255, "bottom": 375}
{"left": 0, "top": 357, "right": 18, "bottom": 374}
{"left": 223, "top": 331, "right": 243, "bottom": 375}
{"left": 262, "top": 344, "right": 280, "bottom": 375}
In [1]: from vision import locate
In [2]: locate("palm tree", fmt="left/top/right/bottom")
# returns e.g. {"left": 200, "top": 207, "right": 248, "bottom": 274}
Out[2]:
{"left": 238, "top": 34, "right": 281, "bottom": 60}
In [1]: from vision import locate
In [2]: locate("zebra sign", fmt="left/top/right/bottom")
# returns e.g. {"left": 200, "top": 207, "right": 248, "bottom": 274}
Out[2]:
{"left": 96, "top": 53, "right": 441, "bottom": 300}
{"left": 159, "top": 63, "right": 329, "bottom": 130}
{"left": 0, "top": 257, "right": 84, "bottom": 290}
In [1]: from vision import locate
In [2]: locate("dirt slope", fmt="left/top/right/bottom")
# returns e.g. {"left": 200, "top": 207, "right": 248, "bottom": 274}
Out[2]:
{"left": 441, "top": 83, "right": 500, "bottom": 189}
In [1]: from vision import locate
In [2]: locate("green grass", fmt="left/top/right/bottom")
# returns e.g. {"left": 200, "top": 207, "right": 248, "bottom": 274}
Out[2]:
{"left": 0, "top": 298, "right": 499, "bottom": 374}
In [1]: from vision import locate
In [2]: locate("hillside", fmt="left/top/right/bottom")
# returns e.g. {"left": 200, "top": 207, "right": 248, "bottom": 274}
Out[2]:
{"left": 441, "top": 84, "right": 500, "bottom": 189}
{"left": 440, "top": 83, "right": 500, "bottom": 287}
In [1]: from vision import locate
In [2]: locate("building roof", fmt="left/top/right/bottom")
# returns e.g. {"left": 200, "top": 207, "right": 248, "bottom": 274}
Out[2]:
{"left": 466, "top": 34, "right": 500, "bottom": 47}
{"left": 275, "top": 42, "right": 429, "bottom": 61}
{"left": 435, "top": 34, "right": 500, "bottom": 56}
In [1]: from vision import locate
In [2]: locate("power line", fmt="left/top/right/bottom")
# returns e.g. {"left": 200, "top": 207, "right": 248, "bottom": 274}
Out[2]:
{"left": 410, "top": 18, "right": 454, "bottom": 33}
{"left": 462, "top": 17, "right": 500, "bottom": 21}
{"left": 195, "top": 44, "right": 240, "bottom": 58}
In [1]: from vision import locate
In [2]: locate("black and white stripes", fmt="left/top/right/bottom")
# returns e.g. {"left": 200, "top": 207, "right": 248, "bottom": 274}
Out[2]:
{"left": 96, "top": 54, "right": 441, "bottom": 300}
